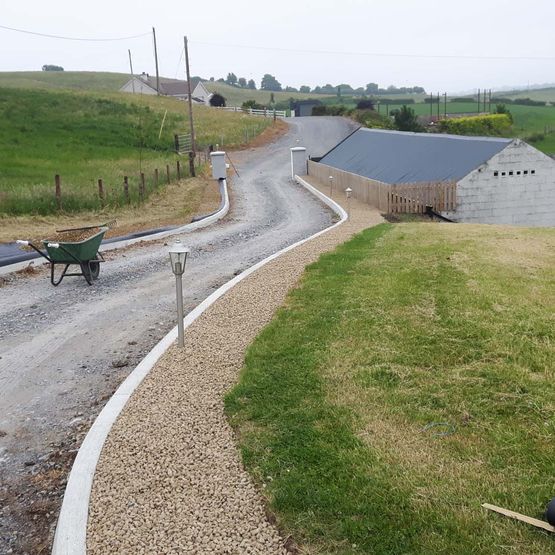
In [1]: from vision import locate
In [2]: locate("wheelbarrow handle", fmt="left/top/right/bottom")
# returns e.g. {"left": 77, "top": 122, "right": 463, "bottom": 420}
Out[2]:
{"left": 16, "top": 240, "right": 29, "bottom": 246}
{"left": 47, "top": 243, "right": 60, "bottom": 248}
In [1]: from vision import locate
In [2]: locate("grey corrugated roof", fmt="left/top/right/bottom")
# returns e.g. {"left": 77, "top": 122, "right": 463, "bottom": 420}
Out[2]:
{"left": 319, "top": 128, "right": 512, "bottom": 184}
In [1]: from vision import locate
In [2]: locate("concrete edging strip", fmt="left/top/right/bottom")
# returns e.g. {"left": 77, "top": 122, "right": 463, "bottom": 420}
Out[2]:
{"left": 0, "top": 179, "right": 230, "bottom": 277}
{"left": 51, "top": 175, "right": 346, "bottom": 554}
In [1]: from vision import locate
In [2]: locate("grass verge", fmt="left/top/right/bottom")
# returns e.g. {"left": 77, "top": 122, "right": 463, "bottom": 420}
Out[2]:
{"left": 226, "top": 222, "right": 555, "bottom": 554}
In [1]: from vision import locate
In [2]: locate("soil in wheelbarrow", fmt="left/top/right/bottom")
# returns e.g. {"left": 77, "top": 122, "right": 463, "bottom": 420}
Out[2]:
{"left": 45, "top": 227, "right": 103, "bottom": 244}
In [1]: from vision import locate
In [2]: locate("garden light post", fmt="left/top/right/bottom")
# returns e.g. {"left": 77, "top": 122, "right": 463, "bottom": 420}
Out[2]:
{"left": 329, "top": 175, "right": 334, "bottom": 198}
{"left": 345, "top": 187, "right": 352, "bottom": 218}
{"left": 168, "top": 241, "right": 190, "bottom": 348}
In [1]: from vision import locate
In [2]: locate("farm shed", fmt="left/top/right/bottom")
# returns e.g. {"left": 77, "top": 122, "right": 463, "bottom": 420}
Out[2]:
{"left": 120, "top": 73, "right": 212, "bottom": 104}
{"left": 310, "top": 128, "right": 555, "bottom": 226}
{"left": 293, "top": 100, "right": 323, "bottom": 117}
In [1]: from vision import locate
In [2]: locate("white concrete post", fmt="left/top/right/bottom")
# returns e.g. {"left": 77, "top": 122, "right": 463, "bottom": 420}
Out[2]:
{"left": 290, "top": 147, "right": 308, "bottom": 179}
{"left": 210, "top": 151, "right": 227, "bottom": 179}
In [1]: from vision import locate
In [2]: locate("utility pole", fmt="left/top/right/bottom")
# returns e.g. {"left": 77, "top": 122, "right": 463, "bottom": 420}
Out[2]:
{"left": 437, "top": 92, "right": 440, "bottom": 121}
{"left": 444, "top": 92, "right": 447, "bottom": 119}
{"left": 430, "top": 92, "right": 433, "bottom": 118}
{"left": 477, "top": 88, "right": 481, "bottom": 113}
{"left": 489, "top": 89, "right": 492, "bottom": 113}
{"left": 184, "top": 36, "right": 196, "bottom": 177}
{"left": 128, "top": 49, "right": 135, "bottom": 93}
{"left": 152, "top": 27, "right": 160, "bottom": 95}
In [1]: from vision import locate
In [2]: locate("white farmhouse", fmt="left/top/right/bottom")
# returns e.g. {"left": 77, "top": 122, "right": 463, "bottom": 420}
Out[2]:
{"left": 120, "top": 73, "right": 212, "bottom": 105}
{"left": 313, "top": 128, "right": 555, "bottom": 227}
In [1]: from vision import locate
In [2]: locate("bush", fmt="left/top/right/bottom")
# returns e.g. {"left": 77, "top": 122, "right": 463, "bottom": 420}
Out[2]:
{"left": 437, "top": 114, "right": 512, "bottom": 136}
{"left": 42, "top": 64, "right": 64, "bottom": 71}
{"left": 393, "top": 105, "right": 424, "bottom": 132}
{"left": 209, "top": 93, "right": 226, "bottom": 107}
{"left": 525, "top": 132, "right": 545, "bottom": 143}
{"left": 356, "top": 98, "right": 375, "bottom": 110}
{"left": 242, "top": 99, "right": 264, "bottom": 111}
{"left": 312, "top": 105, "right": 348, "bottom": 116}
{"left": 352, "top": 109, "right": 394, "bottom": 130}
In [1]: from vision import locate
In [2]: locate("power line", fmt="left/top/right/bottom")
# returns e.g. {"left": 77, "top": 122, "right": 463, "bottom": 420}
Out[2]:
{"left": 0, "top": 24, "right": 150, "bottom": 42}
{"left": 191, "top": 39, "right": 555, "bottom": 62}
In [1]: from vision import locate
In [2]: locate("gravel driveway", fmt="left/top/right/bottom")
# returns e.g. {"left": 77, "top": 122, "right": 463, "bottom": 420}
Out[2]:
{"left": 0, "top": 117, "right": 357, "bottom": 554}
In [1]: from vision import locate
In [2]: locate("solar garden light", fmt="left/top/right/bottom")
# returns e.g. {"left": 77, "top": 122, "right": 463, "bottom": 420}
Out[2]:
{"left": 329, "top": 175, "right": 334, "bottom": 197}
{"left": 168, "top": 241, "right": 190, "bottom": 348}
{"left": 345, "top": 187, "right": 353, "bottom": 218}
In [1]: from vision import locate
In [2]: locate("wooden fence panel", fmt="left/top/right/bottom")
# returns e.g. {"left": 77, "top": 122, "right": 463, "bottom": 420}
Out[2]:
{"left": 308, "top": 161, "right": 457, "bottom": 214}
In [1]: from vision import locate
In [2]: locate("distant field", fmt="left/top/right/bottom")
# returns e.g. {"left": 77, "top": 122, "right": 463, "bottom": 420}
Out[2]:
{"left": 497, "top": 87, "right": 555, "bottom": 102}
{"left": 0, "top": 71, "right": 129, "bottom": 92}
{"left": 0, "top": 87, "right": 272, "bottom": 215}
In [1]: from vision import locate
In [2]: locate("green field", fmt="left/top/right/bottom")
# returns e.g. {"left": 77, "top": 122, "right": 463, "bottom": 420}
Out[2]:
{"left": 0, "top": 71, "right": 129, "bottom": 92}
{"left": 0, "top": 87, "right": 271, "bottom": 215}
{"left": 227, "top": 222, "right": 555, "bottom": 555}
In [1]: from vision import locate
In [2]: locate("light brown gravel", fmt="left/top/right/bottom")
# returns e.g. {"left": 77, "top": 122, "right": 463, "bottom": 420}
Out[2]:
{"left": 87, "top": 180, "right": 383, "bottom": 554}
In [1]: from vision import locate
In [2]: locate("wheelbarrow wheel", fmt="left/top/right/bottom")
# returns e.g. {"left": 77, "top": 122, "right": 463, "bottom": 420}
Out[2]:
{"left": 81, "top": 258, "right": 100, "bottom": 285}
{"left": 89, "top": 258, "right": 100, "bottom": 280}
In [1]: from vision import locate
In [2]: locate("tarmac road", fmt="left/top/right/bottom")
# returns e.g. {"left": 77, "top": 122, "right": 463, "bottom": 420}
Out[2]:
{"left": 0, "top": 116, "right": 357, "bottom": 553}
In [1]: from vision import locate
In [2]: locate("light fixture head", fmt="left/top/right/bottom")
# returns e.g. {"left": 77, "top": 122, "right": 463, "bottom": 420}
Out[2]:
{"left": 345, "top": 187, "right": 353, "bottom": 198}
{"left": 168, "top": 241, "right": 190, "bottom": 275}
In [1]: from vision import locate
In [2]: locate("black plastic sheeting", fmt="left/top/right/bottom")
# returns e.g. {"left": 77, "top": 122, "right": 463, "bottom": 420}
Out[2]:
{"left": 319, "top": 128, "right": 511, "bottom": 184}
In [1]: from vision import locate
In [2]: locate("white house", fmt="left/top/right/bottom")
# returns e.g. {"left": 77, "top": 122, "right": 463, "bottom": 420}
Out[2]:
{"left": 120, "top": 73, "right": 212, "bottom": 105}
{"left": 313, "top": 128, "right": 555, "bottom": 227}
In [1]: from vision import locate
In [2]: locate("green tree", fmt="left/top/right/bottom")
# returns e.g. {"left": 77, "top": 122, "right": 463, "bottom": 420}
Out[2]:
{"left": 42, "top": 64, "right": 64, "bottom": 71}
{"left": 226, "top": 72, "right": 237, "bottom": 86}
{"left": 247, "top": 79, "right": 256, "bottom": 89}
{"left": 299, "top": 85, "right": 310, "bottom": 93}
{"left": 261, "top": 74, "right": 282, "bottom": 91}
{"left": 393, "top": 105, "right": 424, "bottom": 132}
{"left": 238, "top": 77, "right": 247, "bottom": 88}
{"left": 494, "top": 103, "right": 513, "bottom": 123}
{"left": 365, "top": 82, "right": 379, "bottom": 94}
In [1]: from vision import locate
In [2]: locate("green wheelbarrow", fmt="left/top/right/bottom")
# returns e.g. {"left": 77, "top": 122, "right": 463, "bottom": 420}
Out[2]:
{"left": 17, "top": 225, "right": 109, "bottom": 286}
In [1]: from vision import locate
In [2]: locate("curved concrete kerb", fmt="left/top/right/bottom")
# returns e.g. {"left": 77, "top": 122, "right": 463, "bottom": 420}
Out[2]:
{"left": 51, "top": 175, "right": 345, "bottom": 555}
{"left": 0, "top": 178, "right": 230, "bottom": 277}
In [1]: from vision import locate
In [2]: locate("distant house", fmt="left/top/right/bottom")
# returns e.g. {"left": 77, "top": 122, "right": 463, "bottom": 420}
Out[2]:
{"left": 311, "top": 128, "right": 555, "bottom": 227}
{"left": 120, "top": 73, "right": 212, "bottom": 104}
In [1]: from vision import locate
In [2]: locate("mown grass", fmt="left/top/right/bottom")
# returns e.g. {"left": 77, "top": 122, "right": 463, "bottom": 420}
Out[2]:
{"left": 226, "top": 223, "right": 555, "bottom": 554}
{"left": 0, "top": 87, "right": 272, "bottom": 215}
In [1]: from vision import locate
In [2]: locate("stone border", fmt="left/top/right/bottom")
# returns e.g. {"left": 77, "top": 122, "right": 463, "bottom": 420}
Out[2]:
{"left": 0, "top": 179, "right": 229, "bottom": 277}
{"left": 51, "top": 176, "right": 346, "bottom": 555}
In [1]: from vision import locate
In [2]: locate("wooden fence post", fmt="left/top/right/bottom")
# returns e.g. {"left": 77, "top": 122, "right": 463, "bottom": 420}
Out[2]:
{"left": 55, "top": 174, "right": 62, "bottom": 210}
{"left": 154, "top": 168, "right": 159, "bottom": 188}
{"left": 176, "top": 160, "right": 181, "bottom": 180}
{"left": 98, "top": 178, "right": 105, "bottom": 207}
{"left": 166, "top": 164, "right": 170, "bottom": 184}
{"left": 123, "top": 176, "right": 129, "bottom": 204}
{"left": 140, "top": 172, "right": 145, "bottom": 202}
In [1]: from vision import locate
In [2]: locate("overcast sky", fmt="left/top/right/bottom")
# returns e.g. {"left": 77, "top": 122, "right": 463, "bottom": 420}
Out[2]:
{"left": 2, "top": 0, "right": 554, "bottom": 93}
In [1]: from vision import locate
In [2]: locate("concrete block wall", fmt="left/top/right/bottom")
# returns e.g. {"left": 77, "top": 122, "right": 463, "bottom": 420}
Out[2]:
{"left": 444, "top": 140, "right": 555, "bottom": 227}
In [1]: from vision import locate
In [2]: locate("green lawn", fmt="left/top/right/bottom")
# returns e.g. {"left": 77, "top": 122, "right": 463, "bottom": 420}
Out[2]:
{"left": 0, "top": 87, "right": 272, "bottom": 215}
{"left": 227, "top": 223, "right": 555, "bottom": 555}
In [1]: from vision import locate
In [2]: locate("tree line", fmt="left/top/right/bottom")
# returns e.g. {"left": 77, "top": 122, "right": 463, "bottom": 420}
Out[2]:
{"left": 207, "top": 73, "right": 425, "bottom": 95}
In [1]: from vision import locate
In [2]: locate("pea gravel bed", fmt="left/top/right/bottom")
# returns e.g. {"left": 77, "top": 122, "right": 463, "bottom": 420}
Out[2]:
{"left": 87, "top": 184, "right": 384, "bottom": 554}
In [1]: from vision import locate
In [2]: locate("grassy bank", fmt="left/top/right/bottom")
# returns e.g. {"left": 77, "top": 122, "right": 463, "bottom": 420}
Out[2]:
{"left": 0, "top": 87, "right": 273, "bottom": 216}
{"left": 226, "top": 223, "right": 555, "bottom": 554}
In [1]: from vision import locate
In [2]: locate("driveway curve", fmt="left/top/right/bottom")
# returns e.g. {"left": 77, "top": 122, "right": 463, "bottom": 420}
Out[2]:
{"left": 0, "top": 116, "right": 357, "bottom": 553}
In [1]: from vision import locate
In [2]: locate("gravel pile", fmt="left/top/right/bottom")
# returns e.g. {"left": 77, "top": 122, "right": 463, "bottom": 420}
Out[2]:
{"left": 87, "top": 183, "right": 383, "bottom": 554}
